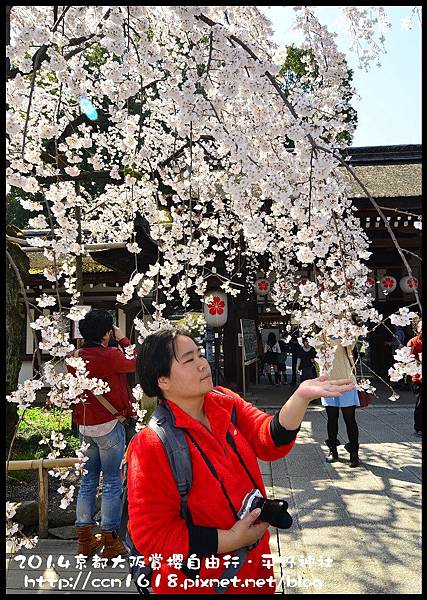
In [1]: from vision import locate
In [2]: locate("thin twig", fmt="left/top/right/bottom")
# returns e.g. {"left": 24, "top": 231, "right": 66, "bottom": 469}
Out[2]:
{"left": 401, "top": 248, "right": 422, "bottom": 261}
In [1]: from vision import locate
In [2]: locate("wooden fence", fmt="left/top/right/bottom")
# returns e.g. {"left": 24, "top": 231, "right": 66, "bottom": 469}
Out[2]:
{"left": 6, "top": 458, "right": 83, "bottom": 538}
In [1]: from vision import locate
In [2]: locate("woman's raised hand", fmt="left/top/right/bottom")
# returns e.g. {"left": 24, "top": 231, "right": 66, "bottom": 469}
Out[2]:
{"left": 296, "top": 375, "right": 355, "bottom": 403}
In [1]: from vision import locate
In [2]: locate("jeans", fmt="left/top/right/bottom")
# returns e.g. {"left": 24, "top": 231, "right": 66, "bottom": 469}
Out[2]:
{"left": 75, "top": 421, "right": 125, "bottom": 532}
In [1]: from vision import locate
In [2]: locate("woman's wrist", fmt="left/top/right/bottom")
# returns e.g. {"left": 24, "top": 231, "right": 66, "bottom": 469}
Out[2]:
{"left": 217, "top": 528, "right": 236, "bottom": 554}
{"left": 278, "top": 390, "right": 310, "bottom": 430}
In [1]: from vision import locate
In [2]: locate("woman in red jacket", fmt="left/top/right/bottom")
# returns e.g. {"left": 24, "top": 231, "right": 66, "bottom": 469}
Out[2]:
{"left": 67, "top": 309, "right": 137, "bottom": 559}
{"left": 127, "top": 328, "right": 355, "bottom": 594}
{"left": 407, "top": 318, "right": 422, "bottom": 436}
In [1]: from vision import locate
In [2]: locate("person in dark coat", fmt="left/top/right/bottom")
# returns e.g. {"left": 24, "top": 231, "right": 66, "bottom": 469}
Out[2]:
{"left": 289, "top": 332, "right": 302, "bottom": 386}
{"left": 296, "top": 338, "right": 317, "bottom": 383}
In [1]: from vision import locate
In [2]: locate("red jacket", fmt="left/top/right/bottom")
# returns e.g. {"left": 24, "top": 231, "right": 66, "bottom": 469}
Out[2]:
{"left": 127, "top": 386, "right": 298, "bottom": 594}
{"left": 67, "top": 337, "right": 137, "bottom": 425}
{"left": 407, "top": 335, "right": 422, "bottom": 383}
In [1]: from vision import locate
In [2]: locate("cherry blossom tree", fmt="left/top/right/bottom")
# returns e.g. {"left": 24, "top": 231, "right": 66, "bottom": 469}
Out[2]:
{"left": 6, "top": 6, "right": 421, "bottom": 548}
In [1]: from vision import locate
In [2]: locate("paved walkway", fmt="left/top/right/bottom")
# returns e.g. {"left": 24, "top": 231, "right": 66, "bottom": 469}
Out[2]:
{"left": 263, "top": 405, "right": 421, "bottom": 595}
{"left": 6, "top": 406, "right": 421, "bottom": 594}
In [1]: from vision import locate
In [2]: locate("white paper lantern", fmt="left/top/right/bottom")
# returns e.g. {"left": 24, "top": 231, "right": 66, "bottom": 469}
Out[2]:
{"left": 204, "top": 291, "right": 228, "bottom": 327}
{"left": 399, "top": 275, "right": 419, "bottom": 293}
{"left": 380, "top": 275, "right": 397, "bottom": 293}
{"left": 254, "top": 278, "right": 270, "bottom": 296}
{"left": 364, "top": 276, "right": 375, "bottom": 295}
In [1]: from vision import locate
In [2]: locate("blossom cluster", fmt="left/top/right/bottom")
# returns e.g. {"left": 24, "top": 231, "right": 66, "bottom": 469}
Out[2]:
{"left": 389, "top": 306, "right": 418, "bottom": 328}
{"left": 389, "top": 347, "right": 422, "bottom": 382}
{"left": 6, "top": 501, "right": 38, "bottom": 551}
{"left": 6, "top": 5, "right": 417, "bottom": 549}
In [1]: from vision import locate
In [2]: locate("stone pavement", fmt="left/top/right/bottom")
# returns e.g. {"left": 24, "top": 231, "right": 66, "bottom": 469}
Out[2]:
{"left": 262, "top": 404, "right": 422, "bottom": 595}
{"left": 6, "top": 405, "right": 421, "bottom": 594}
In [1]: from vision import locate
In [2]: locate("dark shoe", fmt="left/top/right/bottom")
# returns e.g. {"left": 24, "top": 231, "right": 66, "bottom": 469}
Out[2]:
{"left": 326, "top": 447, "right": 339, "bottom": 462}
{"left": 349, "top": 452, "right": 360, "bottom": 468}
{"left": 101, "top": 531, "right": 128, "bottom": 559}
{"left": 414, "top": 430, "right": 422, "bottom": 437}
{"left": 76, "top": 526, "right": 103, "bottom": 557}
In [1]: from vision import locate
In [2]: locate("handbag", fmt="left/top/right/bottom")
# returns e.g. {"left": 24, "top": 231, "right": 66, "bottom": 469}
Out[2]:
{"left": 357, "top": 390, "right": 372, "bottom": 408}
{"left": 93, "top": 393, "right": 138, "bottom": 445}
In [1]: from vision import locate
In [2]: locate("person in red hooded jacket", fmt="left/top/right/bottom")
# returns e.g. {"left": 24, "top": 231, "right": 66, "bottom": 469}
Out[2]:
{"left": 66, "top": 309, "right": 137, "bottom": 559}
{"left": 127, "top": 328, "right": 355, "bottom": 594}
{"left": 407, "top": 318, "right": 422, "bottom": 436}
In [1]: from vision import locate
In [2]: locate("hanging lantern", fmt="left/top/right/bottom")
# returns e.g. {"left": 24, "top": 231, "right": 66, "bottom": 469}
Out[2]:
{"left": 254, "top": 278, "right": 270, "bottom": 296}
{"left": 380, "top": 275, "right": 397, "bottom": 293}
{"left": 204, "top": 291, "right": 228, "bottom": 327}
{"left": 346, "top": 279, "right": 354, "bottom": 290}
{"left": 366, "top": 276, "right": 376, "bottom": 288}
{"left": 399, "top": 276, "right": 419, "bottom": 293}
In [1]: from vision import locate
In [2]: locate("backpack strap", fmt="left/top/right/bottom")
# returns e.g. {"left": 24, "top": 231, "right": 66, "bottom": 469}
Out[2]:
{"left": 148, "top": 403, "right": 192, "bottom": 520}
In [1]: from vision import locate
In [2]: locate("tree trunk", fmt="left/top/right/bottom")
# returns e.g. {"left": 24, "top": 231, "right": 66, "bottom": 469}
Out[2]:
{"left": 6, "top": 226, "right": 30, "bottom": 449}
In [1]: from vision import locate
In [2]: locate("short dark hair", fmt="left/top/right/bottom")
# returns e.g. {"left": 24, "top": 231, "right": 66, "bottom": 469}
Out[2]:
{"left": 267, "top": 332, "right": 277, "bottom": 346}
{"left": 79, "top": 309, "right": 114, "bottom": 343}
{"left": 137, "top": 328, "right": 196, "bottom": 399}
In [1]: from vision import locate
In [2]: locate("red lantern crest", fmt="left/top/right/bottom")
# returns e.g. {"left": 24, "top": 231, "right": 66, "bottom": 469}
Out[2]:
{"left": 204, "top": 291, "right": 228, "bottom": 327}
{"left": 254, "top": 279, "right": 270, "bottom": 296}
{"left": 399, "top": 276, "right": 419, "bottom": 293}
{"left": 208, "top": 296, "right": 225, "bottom": 315}
{"left": 380, "top": 275, "right": 397, "bottom": 293}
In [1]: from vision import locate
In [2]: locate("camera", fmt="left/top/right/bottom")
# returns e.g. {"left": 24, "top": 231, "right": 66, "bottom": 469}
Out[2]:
{"left": 238, "top": 489, "right": 292, "bottom": 529}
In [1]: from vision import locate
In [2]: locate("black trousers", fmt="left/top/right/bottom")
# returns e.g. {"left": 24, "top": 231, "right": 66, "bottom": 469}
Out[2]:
{"left": 291, "top": 354, "right": 298, "bottom": 384}
{"left": 326, "top": 406, "right": 359, "bottom": 452}
{"left": 412, "top": 382, "right": 422, "bottom": 431}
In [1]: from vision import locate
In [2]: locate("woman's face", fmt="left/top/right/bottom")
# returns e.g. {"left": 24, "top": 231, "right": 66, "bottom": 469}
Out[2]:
{"left": 158, "top": 335, "right": 213, "bottom": 401}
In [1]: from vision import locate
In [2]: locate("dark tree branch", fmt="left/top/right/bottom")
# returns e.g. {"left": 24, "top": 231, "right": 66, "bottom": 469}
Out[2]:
{"left": 52, "top": 6, "right": 71, "bottom": 33}
{"left": 8, "top": 7, "right": 111, "bottom": 80}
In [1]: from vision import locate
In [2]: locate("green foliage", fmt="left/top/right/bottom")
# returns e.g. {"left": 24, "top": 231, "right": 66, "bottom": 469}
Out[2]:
{"left": 12, "top": 407, "right": 80, "bottom": 458}
{"left": 84, "top": 44, "right": 109, "bottom": 69}
{"left": 280, "top": 45, "right": 319, "bottom": 92}
{"left": 279, "top": 44, "right": 357, "bottom": 146}
{"left": 175, "top": 313, "right": 206, "bottom": 338}
{"left": 8, "top": 407, "right": 80, "bottom": 481}
{"left": 7, "top": 189, "right": 39, "bottom": 229}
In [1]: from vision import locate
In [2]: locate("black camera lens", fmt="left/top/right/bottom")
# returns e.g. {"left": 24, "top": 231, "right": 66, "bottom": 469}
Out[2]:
{"left": 238, "top": 489, "right": 292, "bottom": 531}
{"left": 254, "top": 497, "right": 292, "bottom": 530}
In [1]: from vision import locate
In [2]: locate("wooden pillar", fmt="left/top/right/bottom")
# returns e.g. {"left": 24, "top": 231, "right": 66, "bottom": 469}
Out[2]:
{"left": 38, "top": 461, "right": 49, "bottom": 538}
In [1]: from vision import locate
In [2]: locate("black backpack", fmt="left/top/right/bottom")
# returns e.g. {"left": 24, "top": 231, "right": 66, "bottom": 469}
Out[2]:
{"left": 118, "top": 389, "right": 258, "bottom": 595}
